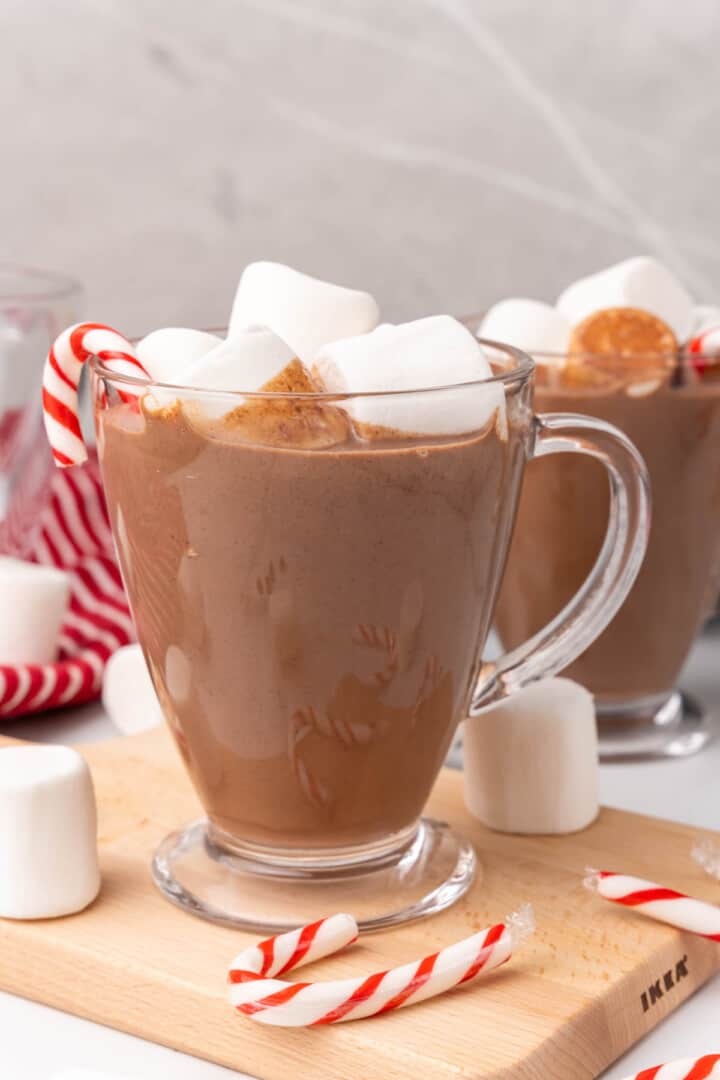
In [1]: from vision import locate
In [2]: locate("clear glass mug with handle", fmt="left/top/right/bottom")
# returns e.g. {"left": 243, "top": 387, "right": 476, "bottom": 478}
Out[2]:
{"left": 0, "top": 266, "right": 82, "bottom": 541}
{"left": 92, "top": 337, "right": 650, "bottom": 932}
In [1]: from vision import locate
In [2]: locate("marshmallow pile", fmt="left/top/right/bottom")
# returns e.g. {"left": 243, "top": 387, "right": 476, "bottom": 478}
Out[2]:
{"left": 479, "top": 255, "right": 720, "bottom": 387}
{"left": 137, "top": 262, "right": 506, "bottom": 438}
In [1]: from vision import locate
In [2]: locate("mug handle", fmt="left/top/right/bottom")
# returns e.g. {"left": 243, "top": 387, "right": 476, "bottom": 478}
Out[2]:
{"left": 470, "top": 412, "right": 651, "bottom": 713}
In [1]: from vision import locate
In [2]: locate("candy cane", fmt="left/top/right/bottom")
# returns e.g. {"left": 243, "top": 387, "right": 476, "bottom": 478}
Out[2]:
{"left": 43, "top": 323, "right": 150, "bottom": 468}
{"left": 619, "top": 1054, "right": 720, "bottom": 1080}
{"left": 585, "top": 871, "right": 720, "bottom": 941}
{"left": 228, "top": 905, "right": 534, "bottom": 1027}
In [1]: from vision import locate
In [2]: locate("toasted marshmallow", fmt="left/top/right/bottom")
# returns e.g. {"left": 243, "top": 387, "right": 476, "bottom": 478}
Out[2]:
{"left": 229, "top": 261, "right": 380, "bottom": 363}
{"left": 184, "top": 329, "right": 294, "bottom": 392}
{"left": 136, "top": 328, "right": 222, "bottom": 383}
{"left": 102, "top": 643, "right": 163, "bottom": 735}
{"left": 557, "top": 256, "right": 693, "bottom": 341}
{"left": 0, "top": 745, "right": 100, "bottom": 918}
{"left": 315, "top": 315, "right": 505, "bottom": 437}
{"left": 0, "top": 557, "right": 70, "bottom": 665}
{"left": 479, "top": 299, "right": 570, "bottom": 361}
{"left": 464, "top": 678, "right": 598, "bottom": 835}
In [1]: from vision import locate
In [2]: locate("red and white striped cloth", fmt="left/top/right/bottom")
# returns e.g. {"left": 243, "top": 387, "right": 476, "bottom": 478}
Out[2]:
{"left": 0, "top": 440, "right": 134, "bottom": 718}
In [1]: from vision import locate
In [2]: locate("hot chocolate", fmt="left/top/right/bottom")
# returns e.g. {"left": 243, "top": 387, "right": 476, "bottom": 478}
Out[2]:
{"left": 99, "top": 392, "right": 526, "bottom": 852}
{"left": 495, "top": 375, "right": 720, "bottom": 705}
{"left": 481, "top": 254, "right": 720, "bottom": 755}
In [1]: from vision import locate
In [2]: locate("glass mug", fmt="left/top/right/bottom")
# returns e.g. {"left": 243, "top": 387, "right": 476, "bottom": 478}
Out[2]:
{"left": 92, "top": 340, "right": 649, "bottom": 931}
{"left": 493, "top": 346, "right": 720, "bottom": 761}
{"left": 0, "top": 266, "right": 82, "bottom": 543}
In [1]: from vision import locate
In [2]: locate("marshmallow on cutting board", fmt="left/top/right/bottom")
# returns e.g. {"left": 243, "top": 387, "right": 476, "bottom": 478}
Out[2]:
{"left": 136, "top": 328, "right": 222, "bottom": 384}
{"left": 479, "top": 299, "right": 571, "bottom": 359}
{"left": 463, "top": 678, "right": 598, "bottom": 834}
{"left": 0, "top": 557, "right": 71, "bottom": 665}
{"left": 315, "top": 315, "right": 506, "bottom": 436}
{"left": 557, "top": 256, "right": 693, "bottom": 341}
{"left": 103, "top": 644, "right": 163, "bottom": 735}
{"left": 0, "top": 745, "right": 100, "bottom": 918}
{"left": 229, "top": 261, "right": 380, "bottom": 363}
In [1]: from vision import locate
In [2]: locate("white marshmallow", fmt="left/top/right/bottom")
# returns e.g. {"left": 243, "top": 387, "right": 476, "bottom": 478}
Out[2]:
{"left": 315, "top": 315, "right": 506, "bottom": 436}
{"left": 183, "top": 329, "right": 294, "bottom": 392}
{"left": 102, "top": 644, "right": 163, "bottom": 735}
{"left": 463, "top": 678, "right": 598, "bottom": 835}
{"left": 479, "top": 299, "right": 571, "bottom": 360}
{"left": 136, "top": 328, "right": 222, "bottom": 383}
{"left": 229, "top": 261, "right": 380, "bottom": 363}
{"left": 0, "top": 557, "right": 70, "bottom": 665}
{"left": 557, "top": 256, "right": 694, "bottom": 341}
{"left": 0, "top": 745, "right": 100, "bottom": 918}
{"left": 689, "top": 304, "right": 720, "bottom": 337}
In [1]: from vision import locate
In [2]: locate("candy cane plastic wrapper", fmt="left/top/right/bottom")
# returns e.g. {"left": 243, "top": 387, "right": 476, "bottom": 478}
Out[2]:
{"left": 585, "top": 871, "right": 720, "bottom": 941}
{"left": 43, "top": 323, "right": 150, "bottom": 467}
{"left": 692, "top": 839, "right": 720, "bottom": 883}
{"left": 228, "top": 905, "right": 535, "bottom": 1027}
{"left": 619, "top": 1053, "right": 720, "bottom": 1080}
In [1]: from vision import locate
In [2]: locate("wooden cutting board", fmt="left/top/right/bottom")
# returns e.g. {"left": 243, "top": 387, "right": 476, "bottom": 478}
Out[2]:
{"left": 0, "top": 728, "right": 718, "bottom": 1080}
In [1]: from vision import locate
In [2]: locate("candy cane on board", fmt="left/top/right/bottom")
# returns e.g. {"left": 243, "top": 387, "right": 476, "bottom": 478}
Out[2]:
{"left": 228, "top": 905, "right": 534, "bottom": 1027}
{"left": 585, "top": 871, "right": 720, "bottom": 941}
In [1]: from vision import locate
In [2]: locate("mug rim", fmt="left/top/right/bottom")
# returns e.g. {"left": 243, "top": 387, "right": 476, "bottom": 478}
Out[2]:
{"left": 90, "top": 335, "right": 535, "bottom": 400}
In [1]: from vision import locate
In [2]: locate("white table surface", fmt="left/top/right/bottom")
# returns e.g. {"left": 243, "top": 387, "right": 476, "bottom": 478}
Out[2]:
{"left": 1, "top": 626, "right": 719, "bottom": 1080}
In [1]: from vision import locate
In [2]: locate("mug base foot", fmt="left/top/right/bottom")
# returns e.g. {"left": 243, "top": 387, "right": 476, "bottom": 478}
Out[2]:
{"left": 598, "top": 690, "right": 715, "bottom": 762}
{"left": 151, "top": 817, "right": 477, "bottom": 934}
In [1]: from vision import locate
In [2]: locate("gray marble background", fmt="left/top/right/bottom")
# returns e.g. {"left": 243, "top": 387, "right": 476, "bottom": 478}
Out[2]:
{"left": 2, "top": 0, "right": 719, "bottom": 334}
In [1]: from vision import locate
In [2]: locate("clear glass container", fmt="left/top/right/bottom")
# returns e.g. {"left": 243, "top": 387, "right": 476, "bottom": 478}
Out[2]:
{"left": 493, "top": 342, "right": 720, "bottom": 761}
{"left": 92, "top": 338, "right": 649, "bottom": 931}
{"left": 0, "top": 265, "right": 82, "bottom": 536}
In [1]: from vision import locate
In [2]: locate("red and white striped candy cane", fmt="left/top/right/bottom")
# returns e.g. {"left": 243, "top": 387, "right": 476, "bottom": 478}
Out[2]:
{"left": 586, "top": 871, "right": 720, "bottom": 941}
{"left": 619, "top": 1053, "right": 720, "bottom": 1079}
{"left": 228, "top": 905, "right": 534, "bottom": 1027}
{"left": 43, "top": 322, "right": 149, "bottom": 468}
{"left": 687, "top": 325, "right": 720, "bottom": 378}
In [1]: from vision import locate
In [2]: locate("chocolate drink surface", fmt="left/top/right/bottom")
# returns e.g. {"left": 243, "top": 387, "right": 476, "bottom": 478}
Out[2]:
{"left": 99, "top": 395, "right": 526, "bottom": 851}
{"left": 495, "top": 378, "right": 720, "bottom": 704}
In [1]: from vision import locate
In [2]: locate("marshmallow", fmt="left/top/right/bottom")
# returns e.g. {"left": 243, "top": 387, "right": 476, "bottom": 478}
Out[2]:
{"left": 463, "top": 678, "right": 598, "bottom": 835}
{"left": 0, "top": 557, "right": 70, "bottom": 665}
{"left": 479, "top": 299, "right": 571, "bottom": 359}
{"left": 315, "top": 315, "right": 506, "bottom": 436}
{"left": 229, "top": 261, "right": 380, "bottom": 363}
{"left": 136, "top": 328, "right": 222, "bottom": 383}
{"left": 557, "top": 256, "right": 694, "bottom": 341}
{"left": 183, "top": 329, "right": 294, "bottom": 392}
{"left": 0, "top": 745, "right": 100, "bottom": 918}
{"left": 102, "top": 644, "right": 163, "bottom": 735}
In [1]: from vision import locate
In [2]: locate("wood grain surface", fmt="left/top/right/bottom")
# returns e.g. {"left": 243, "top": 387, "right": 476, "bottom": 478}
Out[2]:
{"left": 0, "top": 728, "right": 718, "bottom": 1080}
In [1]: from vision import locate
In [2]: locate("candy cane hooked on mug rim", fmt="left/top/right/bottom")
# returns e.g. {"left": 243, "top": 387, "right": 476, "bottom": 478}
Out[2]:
{"left": 619, "top": 1054, "right": 720, "bottom": 1080}
{"left": 228, "top": 904, "right": 535, "bottom": 1027}
{"left": 585, "top": 870, "right": 720, "bottom": 941}
{"left": 42, "top": 322, "right": 150, "bottom": 468}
